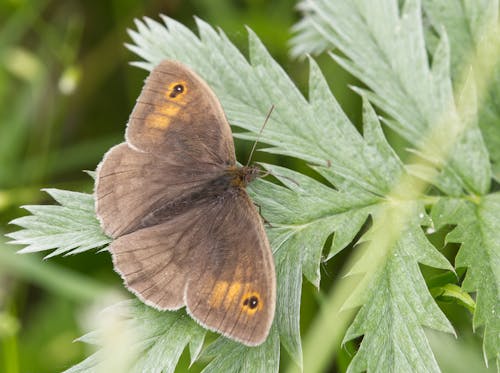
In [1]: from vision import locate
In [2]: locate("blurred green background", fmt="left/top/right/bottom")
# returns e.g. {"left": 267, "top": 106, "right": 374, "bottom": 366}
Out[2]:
{"left": 0, "top": 1, "right": 489, "bottom": 372}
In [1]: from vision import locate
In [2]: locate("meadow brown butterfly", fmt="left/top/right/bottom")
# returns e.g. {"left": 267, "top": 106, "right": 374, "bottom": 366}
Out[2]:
{"left": 95, "top": 60, "right": 276, "bottom": 346}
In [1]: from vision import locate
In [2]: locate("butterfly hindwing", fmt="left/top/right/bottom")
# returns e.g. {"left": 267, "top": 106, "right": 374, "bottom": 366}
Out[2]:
{"left": 109, "top": 189, "right": 275, "bottom": 345}
{"left": 184, "top": 193, "right": 275, "bottom": 346}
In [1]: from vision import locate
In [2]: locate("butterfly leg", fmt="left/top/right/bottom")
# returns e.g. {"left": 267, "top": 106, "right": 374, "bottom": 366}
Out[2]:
{"left": 254, "top": 202, "right": 274, "bottom": 228}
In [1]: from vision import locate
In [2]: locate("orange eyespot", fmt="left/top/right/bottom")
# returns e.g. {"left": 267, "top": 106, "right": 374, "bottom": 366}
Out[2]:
{"left": 167, "top": 81, "right": 187, "bottom": 99}
{"left": 208, "top": 281, "right": 263, "bottom": 315}
{"left": 241, "top": 292, "right": 263, "bottom": 315}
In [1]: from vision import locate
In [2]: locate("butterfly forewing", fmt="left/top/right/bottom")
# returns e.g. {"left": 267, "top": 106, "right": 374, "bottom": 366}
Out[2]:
{"left": 126, "top": 60, "right": 235, "bottom": 166}
{"left": 95, "top": 142, "right": 222, "bottom": 238}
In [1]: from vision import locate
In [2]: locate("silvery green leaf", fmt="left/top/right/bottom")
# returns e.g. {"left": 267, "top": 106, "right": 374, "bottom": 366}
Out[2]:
{"left": 432, "top": 195, "right": 500, "bottom": 366}
{"left": 343, "top": 202, "right": 454, "bottom": 373}
{"left": 423, "top": 0, "right": 500, "bottom": 182}
{"left": 291, "top": 0, "right": 491, "bottom": 195}
{"left": 7, "top": 188, "right": 110, "bottom": 258}
{"left": 200, "top": 326, "right": 280, "bottom": 373}
{"left": 64, "top": 300, "right": 206, "bottom": 373}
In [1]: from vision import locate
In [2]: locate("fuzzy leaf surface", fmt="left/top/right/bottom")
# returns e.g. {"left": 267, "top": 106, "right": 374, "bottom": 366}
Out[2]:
{"left": 7, "top": 188, "right": 110, "bottom": 258}
{"left": 432, "top": 195, "right": 500, "bottom": 366}
{"left": 291, "top": 0, "right": 491, "bottom": 195}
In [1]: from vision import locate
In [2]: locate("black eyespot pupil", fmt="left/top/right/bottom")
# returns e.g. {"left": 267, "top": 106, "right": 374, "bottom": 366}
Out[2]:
{"left": 169, "top": 84, "right": 185, "bottom": 98}
{"left": 243, "top": 296, "right": 259, "bottom": 309}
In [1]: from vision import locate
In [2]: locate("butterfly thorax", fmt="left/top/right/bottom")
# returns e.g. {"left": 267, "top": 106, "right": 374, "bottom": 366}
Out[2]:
{"left": 227, "top": 166, "right": 261, "bottom": 188}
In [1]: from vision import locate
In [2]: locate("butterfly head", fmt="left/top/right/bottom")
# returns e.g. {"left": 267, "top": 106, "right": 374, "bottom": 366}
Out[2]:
{"left": 229, "top": 165, "right": 261, "bottom": 188}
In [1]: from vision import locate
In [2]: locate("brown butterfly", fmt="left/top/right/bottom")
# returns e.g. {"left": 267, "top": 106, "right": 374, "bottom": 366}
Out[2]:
{"left": 95, "top": 60, "right": 276, "bottom": 346}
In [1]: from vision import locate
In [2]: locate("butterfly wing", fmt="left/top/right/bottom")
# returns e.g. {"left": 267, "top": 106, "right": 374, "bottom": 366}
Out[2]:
{"left": 184, "top": 192, "right": 275, "bottom": 346}
{"left": 126, "top": 60, "right": 235, "bottom": 166}
{"left": 96, "top": 142, "right": 224, "bottom": 237}
{"left": 96, "top": 60, "right": 235, "bottom": 238}
{"left": 110, "top": 189, "right": 275, "bottom": 346}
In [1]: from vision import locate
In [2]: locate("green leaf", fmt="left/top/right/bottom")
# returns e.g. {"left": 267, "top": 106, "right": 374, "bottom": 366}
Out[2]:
{"left": 123, "top": 16, "right": 424, "bottom": 371}
{"left": 291, "top": 0, "right": 491, "bottom": 196}
{"left": 430, "top": 283, "right": 476, "bottom": 314}
{"left": 432, "top": 195, "right": 500, "bottom": 366}
{"left": 342, "top": 202, "right": 454, "bottom": 372}
{"left": 200, "top": 326, "right": 280, "bottom": 373}
{"left": 128, "top": 17, "right": 402, "bottom": 187}
{"left": 423, "top": 0, "right": 500, "bottom": 182}
{"left": 63, "top": 300, "right": 206, "bottom": 373}
{"left": 7, "top": 188, "right": 110, "bottom": 258}
{"left": 291, "top": 2, "right": 498, "bottom": 368}
{"left": 248, "top": 164, "right": 374, "bottom": 367}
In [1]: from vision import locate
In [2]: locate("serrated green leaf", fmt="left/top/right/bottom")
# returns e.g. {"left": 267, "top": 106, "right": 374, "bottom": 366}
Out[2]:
{"left": 7, "top": 189, "right": 110, "bottom": 257}
{"left": 121, "top": 15, "right": 430, "bottom": 371}
{"left": 247, "top": 162, "right": 376, "bottom": 367}
{"left": 250, "top": 165, "right": 375, "bottom": 287}
{"left": 64, "top": 300, "right": 206, "bottom": 373}
{"left": 423, "top": 0, "right": 500, "bottom": 182}
{"left": 43, "top": 188, "right": 96, "bottom": 211}
{"left": 126, "top": 17, "right": 402, "bottom": 194}
{"left": 200, "top": 327, "right": 280, "bottom": 373}
{"left": 290, "top": 6, "right": 497, "bottom": 369}
{"left": 292, "top": 0, "right": 491, "bottom": 196}
{"left": 343, "top": 202, "right": 454, "bottom": 373}
{"left": 431, "top": 195, "right": 500, "bottom": 366}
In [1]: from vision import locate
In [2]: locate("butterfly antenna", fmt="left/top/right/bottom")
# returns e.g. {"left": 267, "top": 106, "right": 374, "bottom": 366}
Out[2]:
{"left": 258, "top": 168, "right": 300, "bottom": 186}
{"left": 246, "top": 105, "right": 275, "bottom": 167}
